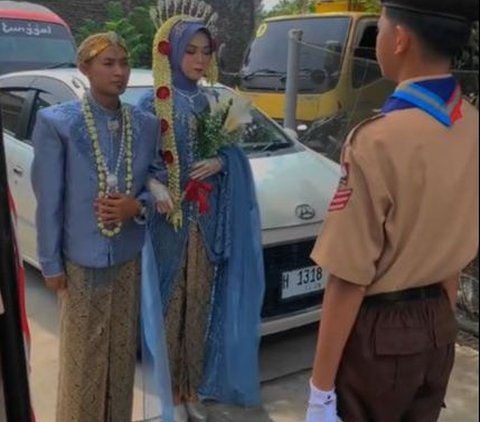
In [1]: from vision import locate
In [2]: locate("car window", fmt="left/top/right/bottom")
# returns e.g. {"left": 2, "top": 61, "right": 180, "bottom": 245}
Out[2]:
{"left": 27, "top": 91, "right": 62, "bottom": 139}
{"left": 352, "top": 20, "right": 382, "bottom": 88}
{"left": 0, "top": 19, "right": 76, "bottom": 74}
{"left": 241, "top": 17, "right": 350, "bottom": 94}
{"left": 0, "top": 90, "right": 30, "bottom": 135}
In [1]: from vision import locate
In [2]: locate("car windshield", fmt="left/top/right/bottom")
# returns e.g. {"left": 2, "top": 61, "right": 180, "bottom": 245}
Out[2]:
{"left": 240, "top": 17, "right": 350, "bottom": 94}
{"left": 0, "top": 19, "right": 76, "bottom": 74}
{"left": 122, "top": 86, "right": 294, "bottom": 155}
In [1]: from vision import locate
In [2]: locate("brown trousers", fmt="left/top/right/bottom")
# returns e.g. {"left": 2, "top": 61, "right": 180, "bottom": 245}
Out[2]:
{"left": 57, "top": 260, "right": 140, "bottom": 422}
{"left": 337, "top": 290, "right": 457, "bottom": 422}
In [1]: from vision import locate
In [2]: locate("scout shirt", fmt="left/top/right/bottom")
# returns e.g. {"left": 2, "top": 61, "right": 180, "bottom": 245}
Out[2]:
{"left": 311, "top": 75, "right": 479, "bottom": 296}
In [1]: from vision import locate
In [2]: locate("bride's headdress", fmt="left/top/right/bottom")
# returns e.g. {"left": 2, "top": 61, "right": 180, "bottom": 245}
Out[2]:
{"left": 150, "top": 0, "right": 219, "bottom": 230}
{"left": 151, "top": 0, "right": 219, "bottom": 37}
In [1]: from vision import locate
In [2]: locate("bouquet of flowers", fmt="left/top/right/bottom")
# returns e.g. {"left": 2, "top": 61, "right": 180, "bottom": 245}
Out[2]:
{"left": 175, "top": 94, "right": 253, "bottom": 220}
{"left": 155, "top": 91, "right": 253, "bottom": 229}
{"left": 195, "top": 94, "right": 253, "bottom": 159}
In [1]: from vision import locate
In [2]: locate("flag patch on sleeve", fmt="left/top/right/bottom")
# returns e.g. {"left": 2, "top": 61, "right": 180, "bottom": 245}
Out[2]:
{"left": 329, "top": 188, "right": 353, "bottom": 212}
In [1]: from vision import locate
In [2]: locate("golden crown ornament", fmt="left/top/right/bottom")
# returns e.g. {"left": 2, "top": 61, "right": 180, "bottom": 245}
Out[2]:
{"left": 151, "top": 0, "right": 219, "bottom": 36}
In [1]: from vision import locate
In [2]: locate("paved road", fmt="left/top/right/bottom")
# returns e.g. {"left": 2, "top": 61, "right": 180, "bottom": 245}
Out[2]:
{"left": 25, "top": 265, "right": 478, "bottom": 422}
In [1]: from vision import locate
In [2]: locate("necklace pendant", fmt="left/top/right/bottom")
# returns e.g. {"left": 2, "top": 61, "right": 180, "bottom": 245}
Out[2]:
{"left": 106, "top": 173, "right": 119, "bottom": 191}
{"left": 107, "top": 119, "right": 120, "bottom": 134}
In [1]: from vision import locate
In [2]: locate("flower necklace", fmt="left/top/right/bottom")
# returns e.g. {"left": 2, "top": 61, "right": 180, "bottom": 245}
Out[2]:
{"left": 100, "top": 119, "right": 126, "bottom": 191}
{"left": 173, "top": 87, "right": 202, "bottom": 107}
{"left": 81, "top": 95, "right": 134, "bottom": 238}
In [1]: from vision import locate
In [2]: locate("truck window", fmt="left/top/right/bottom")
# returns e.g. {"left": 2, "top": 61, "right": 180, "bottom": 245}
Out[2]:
{"left": 241, "top": 17, "right": 350, "bottom": 94}
{"left": 352, "top": 21, "right": 382, "bottom": 88}
{"left": 0, "top": 19, "right": 76, "bottom": 74}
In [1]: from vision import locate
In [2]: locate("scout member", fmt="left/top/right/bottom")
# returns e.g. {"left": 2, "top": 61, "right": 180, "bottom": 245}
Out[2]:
{"left": 305, "top": 1, "right": 479, "bottom": 421}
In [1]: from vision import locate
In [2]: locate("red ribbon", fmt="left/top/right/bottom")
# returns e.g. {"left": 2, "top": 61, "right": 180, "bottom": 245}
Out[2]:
{"left": 185, "top": 179, "right": 214, "bottom": 215}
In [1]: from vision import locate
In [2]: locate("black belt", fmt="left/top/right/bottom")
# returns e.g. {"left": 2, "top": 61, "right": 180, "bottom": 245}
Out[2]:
{"left": 364, "top": 284, "right": 442, "bottom": 306}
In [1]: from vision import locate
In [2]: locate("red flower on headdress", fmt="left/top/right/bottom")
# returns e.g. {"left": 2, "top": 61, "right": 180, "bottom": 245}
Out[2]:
{"left": 157, "top": 41, "right": 171, "bottom": 56}
{"left": 163, "top": 150, "right": 174, "bottom": 164}
{"left": 160, "top": 119, "right": 170, "bottom": 134}
{"left": 156, "top": 86, "right": 171, "bottom": 100}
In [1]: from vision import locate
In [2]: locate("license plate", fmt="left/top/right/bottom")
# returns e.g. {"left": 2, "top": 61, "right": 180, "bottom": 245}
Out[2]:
{"left": 281, "top": 265, "right": 326, "bottom": 300}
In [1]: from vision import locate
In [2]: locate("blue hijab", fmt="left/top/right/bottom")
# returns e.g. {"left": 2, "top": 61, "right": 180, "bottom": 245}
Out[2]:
{"left": 169, "top": 20, "right": 213, "bottom": 92}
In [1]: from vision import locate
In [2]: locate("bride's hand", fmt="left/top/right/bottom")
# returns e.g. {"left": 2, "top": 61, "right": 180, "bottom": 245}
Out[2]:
{"left": 189, "top": 157, "right": 223, "bottom": 180}
{"left": 147, "top": 178, "right": 174, "bottom": 214}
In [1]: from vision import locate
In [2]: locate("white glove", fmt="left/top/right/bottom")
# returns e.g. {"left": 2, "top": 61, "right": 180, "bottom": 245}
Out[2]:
{"left": 305, "top": 380, "right": 340, "bottom": 422}
{"left": 147, "top": 178, "right": 174, "bottom": 214}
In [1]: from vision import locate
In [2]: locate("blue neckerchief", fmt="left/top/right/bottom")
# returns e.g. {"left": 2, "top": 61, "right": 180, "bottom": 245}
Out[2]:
{"left": 381, "top": 76, "right": 463, "bottom": 127}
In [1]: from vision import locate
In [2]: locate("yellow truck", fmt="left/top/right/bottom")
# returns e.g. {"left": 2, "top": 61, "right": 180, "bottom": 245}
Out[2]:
{"left": 237, "top": 1, "right": 394, "bottom": 159}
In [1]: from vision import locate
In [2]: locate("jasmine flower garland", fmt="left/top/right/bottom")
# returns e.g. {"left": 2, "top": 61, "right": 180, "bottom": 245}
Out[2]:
{"left": 82, "top": 96, "right": 133, "bottom": 238}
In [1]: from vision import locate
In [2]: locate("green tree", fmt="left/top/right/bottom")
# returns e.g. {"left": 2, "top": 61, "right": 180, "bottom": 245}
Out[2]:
{"left": 261, "top": 0, "right": 316, "bottom": 19}
{"left": 259, "top": 0, "right": 380, "bottom": 18}
{"left": 358, "top": 0, "right": 380, "bottom": 12}
{"left": 76, "top": 1, "right": 155, "bottom": 68}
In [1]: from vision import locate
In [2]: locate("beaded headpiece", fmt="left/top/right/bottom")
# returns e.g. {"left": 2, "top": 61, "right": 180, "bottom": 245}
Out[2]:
{"left": 77, "top": 31, "right": 128, "bottom": 64}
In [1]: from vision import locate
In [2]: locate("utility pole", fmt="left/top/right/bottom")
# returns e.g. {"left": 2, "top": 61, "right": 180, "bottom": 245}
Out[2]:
{"left": 284, "top": 28, "right": 303, "bottom": 131}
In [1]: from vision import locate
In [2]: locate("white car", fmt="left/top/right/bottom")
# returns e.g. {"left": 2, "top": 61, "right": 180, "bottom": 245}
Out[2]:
{"left": 0, "top": 68, "right": 340, "bottom": 335}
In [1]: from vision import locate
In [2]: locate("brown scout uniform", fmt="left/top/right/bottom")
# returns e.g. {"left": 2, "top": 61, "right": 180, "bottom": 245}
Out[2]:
{"left": 311, "top": 82, "right": 478, "bottom": 421}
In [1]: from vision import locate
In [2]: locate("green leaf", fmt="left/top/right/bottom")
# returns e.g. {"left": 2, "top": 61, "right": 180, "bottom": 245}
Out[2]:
{"left": 75, "top": 0, "right": 155, "bottom": 68}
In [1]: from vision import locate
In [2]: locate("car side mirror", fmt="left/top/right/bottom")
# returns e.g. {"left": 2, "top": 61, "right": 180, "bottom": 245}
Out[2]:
{"left": 310, "top": 69, "right": 327, "bottom": 85}
{"left": 324, "top": 40, "right": 342, "bottom": 74}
